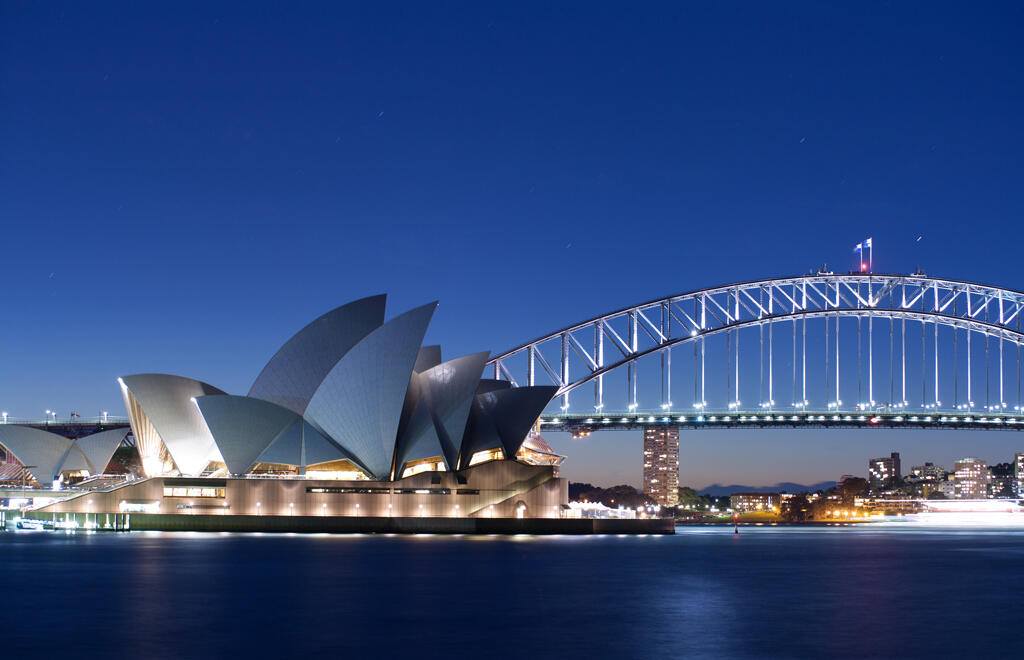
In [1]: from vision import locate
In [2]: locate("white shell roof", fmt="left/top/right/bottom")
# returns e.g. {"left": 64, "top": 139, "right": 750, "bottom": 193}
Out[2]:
{"left": 394, "top": 351, "right": 489, "bottom": 475}
{"left": 305, "top": 302, "right": 437, "bottom": 479}
{"left": 195, "top": 395, "right": 300, "bottom": 475}
{"left": 119, "top": 374, "right": 225, "bottom": 477}
{"left": 0, "top": 425, "right": 74, "bottom": 485}
{"left": 248, "top": 295, "right": 386, "bottom": 415}
{"left": 0, "top": 426, "right": 126, "bottom": 485}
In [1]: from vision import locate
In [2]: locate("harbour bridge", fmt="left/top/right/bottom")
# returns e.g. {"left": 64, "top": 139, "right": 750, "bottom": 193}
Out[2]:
{"left": 486, "top": 273, "right": 1024, "bottom": 436}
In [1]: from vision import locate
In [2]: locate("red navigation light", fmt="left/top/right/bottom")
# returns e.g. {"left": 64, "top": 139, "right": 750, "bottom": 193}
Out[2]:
{"left": 870, "top": 416, "right": 880, "bottom": 424}
{"left": 860, "top": 262, "right": 868, "bottom": 271}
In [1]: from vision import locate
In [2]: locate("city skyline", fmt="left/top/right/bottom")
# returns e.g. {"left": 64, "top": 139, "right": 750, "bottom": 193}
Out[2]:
{"left": 3, "top": 4, "right": 1024, "bottom": 488}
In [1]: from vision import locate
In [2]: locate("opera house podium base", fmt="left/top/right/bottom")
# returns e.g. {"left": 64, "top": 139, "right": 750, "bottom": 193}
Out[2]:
{"left": 21, "top": 462, "right": 674, "bottom": 535}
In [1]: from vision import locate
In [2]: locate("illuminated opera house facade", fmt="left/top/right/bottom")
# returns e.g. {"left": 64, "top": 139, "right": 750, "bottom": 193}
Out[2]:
{"left": 15, "top": 295, "right": 568, "bottom": 523}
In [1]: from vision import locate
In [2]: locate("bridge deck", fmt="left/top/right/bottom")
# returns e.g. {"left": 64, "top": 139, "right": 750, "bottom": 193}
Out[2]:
{"left": 539, "top": 410, "right": 1024, "bottom": 432}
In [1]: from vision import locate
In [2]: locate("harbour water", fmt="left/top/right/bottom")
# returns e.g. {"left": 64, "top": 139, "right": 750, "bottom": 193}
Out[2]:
{"left": 4, "top": 525, "right": 1023, "bottom": 658}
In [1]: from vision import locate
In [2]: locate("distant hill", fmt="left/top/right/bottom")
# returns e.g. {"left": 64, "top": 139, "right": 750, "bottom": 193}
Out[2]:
{"left": 698, "top": 481, "right": 836, "bottom": 496}
{"left": 568, "top": 482, "right": 655, "bottom": 508}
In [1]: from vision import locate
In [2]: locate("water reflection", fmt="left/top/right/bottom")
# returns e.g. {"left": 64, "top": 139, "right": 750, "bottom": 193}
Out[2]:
{"left": 2, "top": 527, "right": 1023, "bottom": 657}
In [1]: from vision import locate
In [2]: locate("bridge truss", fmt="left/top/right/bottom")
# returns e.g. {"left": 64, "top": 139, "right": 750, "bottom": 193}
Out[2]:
{"left": 487, "top": 273, "right": 1024, "bottom": 432}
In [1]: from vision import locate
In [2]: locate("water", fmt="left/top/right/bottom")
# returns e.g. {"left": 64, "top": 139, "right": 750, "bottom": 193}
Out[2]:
{"left": 3, "top": 526, "right": 1023, "bottom": 658}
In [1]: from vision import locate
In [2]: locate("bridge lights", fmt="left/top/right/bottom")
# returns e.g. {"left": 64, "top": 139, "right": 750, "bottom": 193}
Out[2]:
{"left": 627, "top": 403, "right": 638, "bottom": 411}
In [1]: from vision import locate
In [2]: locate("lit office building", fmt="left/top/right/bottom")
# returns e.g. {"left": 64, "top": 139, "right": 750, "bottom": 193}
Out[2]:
{"left": 907, "top": 462, "right": 948, "bottom": 498}
{"left": 730, "top": 492, "right": 780, "bottom": 512}
{"left": 642, "top": 426, "right": 679, "bottom": 507}
{"left": 868, "top": 452, "right": 901, "bottom": 491}
{"left": 1016, "top": 453, "right": 1024, "bottom": 497}
{"left": 910, "top": 462, "right": 947, "bottom": 482}
{"left": 954, "top": 458, "right": 990, "bottom": 499}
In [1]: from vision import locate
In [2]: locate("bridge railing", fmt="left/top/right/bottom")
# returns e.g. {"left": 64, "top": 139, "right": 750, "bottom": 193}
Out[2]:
{"left": 0, "top": 416, "right": 130, "bottom": 425}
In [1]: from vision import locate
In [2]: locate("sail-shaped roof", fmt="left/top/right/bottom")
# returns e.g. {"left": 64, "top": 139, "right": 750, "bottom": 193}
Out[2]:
{"left": 119, "top": 374, "right": 225, "bottom": 477}
{"left": 0, "top": 426, "right": 74, "bottom": 486}
{"left": 75, "top": 428, "right": 130, "bottom": 474}
{"left": 248, "top": 295, "right": 387, "bottom": 415}
{"left": 394, "top": 352, "right": 489, "bottom": 475}
{"left": 255, "top": 418, "right": 357, "bottom": 469}
{"left": 413, "top": 345, "right": 442, "bottom": 373}
{"left": 305, "top": 302, "right": 437, "bottom": 479}
{"left": 195, "top": 395, "right": 300, "bottom": 475}
{"left": 459, "top": 386, "right": 557, "bottom": 469}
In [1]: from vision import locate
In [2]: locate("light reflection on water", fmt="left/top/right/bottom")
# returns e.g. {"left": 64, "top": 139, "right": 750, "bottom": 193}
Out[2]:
{"left": 3, "top": 526, "right": 1023, "bottom": 658}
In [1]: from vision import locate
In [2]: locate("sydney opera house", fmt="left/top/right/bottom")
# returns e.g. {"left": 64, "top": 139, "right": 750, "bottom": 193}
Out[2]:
{"left": 1, "top": 295, "right": 575, "bottom": 530}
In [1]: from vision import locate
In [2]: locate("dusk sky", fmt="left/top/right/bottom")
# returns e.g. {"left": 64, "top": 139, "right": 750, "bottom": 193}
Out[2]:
{"left": 3, "top": 3, "right": 1023, "bottom": 488}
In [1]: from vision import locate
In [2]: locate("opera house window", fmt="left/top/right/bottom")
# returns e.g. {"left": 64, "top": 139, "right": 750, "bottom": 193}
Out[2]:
{"left": 163, "top": 486, "right": 225, "bottom": 498}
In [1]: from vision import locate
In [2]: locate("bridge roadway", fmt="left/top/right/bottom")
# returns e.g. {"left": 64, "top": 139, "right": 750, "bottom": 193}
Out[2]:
{"left": 539, "top": 410, "right": 1024, "bottom": 434}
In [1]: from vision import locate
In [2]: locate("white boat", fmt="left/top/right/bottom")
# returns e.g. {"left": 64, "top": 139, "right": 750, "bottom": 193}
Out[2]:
{"left": 903, "top": 500, "right": 1024, "bottom": 526}
{"left": 14, "top": 517, "right": 50, "bottom": 531}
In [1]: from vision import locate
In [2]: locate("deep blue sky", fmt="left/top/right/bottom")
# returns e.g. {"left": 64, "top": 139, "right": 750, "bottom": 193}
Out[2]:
{"left": 2, "top": 2, "right": 1023, "bottom": 487}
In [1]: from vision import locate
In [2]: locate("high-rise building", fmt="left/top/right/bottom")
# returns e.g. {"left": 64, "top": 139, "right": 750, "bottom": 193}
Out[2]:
{"left": 868, "top": 452, "right": 901, "bottom": 491}
{"left": 642, "top": 426, "right": 679, "bottom": 507}
{"left": 953, "top": 457, "right": 990, "bottom": 499}
{"left": 1016, "top": 453, "right": 1024, "bottom": 497}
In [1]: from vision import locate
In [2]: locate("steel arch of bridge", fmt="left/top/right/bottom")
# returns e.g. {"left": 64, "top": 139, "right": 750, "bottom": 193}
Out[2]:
{"left": 487, "top": 273, "right": 1024, "bottom": 425}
